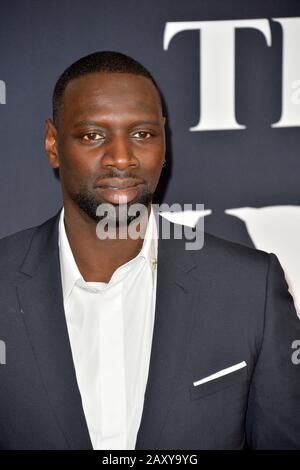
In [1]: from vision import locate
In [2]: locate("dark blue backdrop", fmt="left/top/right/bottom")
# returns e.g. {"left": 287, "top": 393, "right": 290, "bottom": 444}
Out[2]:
{"left": 0, "top": 0, "right": 299, "bottom": 247}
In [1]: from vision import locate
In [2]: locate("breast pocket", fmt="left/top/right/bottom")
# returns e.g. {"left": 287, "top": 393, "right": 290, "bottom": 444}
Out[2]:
{"left": 189, "top": 364, "right": 249, "bottom": 401}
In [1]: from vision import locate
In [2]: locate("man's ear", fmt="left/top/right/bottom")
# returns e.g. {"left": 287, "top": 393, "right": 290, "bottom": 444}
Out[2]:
{"left": 44, "top": 118, "right": 59, "bottom": 168}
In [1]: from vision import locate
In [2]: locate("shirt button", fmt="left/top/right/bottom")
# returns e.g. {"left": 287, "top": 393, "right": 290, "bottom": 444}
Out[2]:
{"left": 151, "top": 259, "right": 157, "bottom": 271}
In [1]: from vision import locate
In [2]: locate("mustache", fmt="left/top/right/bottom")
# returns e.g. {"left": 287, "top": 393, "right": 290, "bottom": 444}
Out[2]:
{"left": 94, "top": 170, "right": 146, "bottom": 184}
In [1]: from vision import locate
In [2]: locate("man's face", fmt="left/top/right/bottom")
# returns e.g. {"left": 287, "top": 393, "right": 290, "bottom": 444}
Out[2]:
{"left": 45, "top": 72, "right": 166, "bottom": 224}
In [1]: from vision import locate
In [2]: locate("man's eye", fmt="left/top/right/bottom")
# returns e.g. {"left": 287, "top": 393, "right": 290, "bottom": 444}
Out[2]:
{"left": 82, "top": 133, "right": 104, "bottom": 141}
{"left": 133, "top": 131, "right": 152, "bottom": 140}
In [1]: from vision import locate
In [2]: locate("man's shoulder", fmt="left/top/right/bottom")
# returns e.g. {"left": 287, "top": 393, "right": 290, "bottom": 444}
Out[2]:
{"left": 202, "top": 230, "right": 269, "bottom": 263}
{"left": 165, "top": 224, "right": 269, "bottom": 262}
{"left": 0, "top": 225, "right": 36, "bottom": 249}
{"left": 0, "top": 212, "right": 60, "bottom": 279}
{"left": 0, "top": 215, "right": 55, "bottom": 251}
{"left": 203, "top": 230, "right": 270, "bottom": 273}
{"left": 0, "top": 225, "right": 37, "bottom": 263}
{"left": 162, "top": 224, "right": 271, "bottom": 278}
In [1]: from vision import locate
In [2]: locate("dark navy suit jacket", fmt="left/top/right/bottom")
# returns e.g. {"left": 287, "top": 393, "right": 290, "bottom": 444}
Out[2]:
{"left": 0, "top": 210, "right": 299, "bottom": 449}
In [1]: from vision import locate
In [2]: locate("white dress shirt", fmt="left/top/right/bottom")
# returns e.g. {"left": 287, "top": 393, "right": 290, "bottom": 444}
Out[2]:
{"left": 58, "top": 207, "right": 158, "bottom": 450}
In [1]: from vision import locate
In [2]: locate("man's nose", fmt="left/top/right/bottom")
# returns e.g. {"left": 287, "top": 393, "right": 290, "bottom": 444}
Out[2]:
{"left": 102, "top": 135, "right": 138, "bottom": 170}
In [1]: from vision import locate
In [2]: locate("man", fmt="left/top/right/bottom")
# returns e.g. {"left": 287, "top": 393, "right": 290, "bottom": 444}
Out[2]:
{"left": 0, "top": 51, "right": 299, "bottom": 450}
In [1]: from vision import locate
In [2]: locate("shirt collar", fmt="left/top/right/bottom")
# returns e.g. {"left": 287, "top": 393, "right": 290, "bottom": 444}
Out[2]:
{"left": 58, "top": 205, "right": 158, "bottom": 301}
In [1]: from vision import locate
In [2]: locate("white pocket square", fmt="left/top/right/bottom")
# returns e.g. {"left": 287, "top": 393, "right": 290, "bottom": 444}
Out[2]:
{"left": 193, "top": 361, "right": 247, "bottom": 387}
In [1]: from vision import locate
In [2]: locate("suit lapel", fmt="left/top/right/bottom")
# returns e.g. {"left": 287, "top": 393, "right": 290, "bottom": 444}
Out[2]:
{"left": 135, "top": 231, "right": 199, "bottom": 449}
{"left": 16, "top": 211, "right": 92, "bottom": 450}
{"left": 15, "top": 210, "right": 200, "bottom": 450}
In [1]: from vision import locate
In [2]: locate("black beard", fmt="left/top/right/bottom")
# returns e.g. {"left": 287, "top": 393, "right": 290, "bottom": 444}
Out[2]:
{"left": 70, "top": 187, "right": 152, "bottom": 225}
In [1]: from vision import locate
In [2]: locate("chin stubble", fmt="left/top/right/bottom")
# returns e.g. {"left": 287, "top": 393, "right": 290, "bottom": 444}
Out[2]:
{"left": 70, "top": 188, "right": 152, "bottom": 226}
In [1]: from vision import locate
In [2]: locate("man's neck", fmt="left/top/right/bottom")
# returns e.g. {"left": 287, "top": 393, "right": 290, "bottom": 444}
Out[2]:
{"left": 62, "top": 202, "right": 151, "bottom": 283}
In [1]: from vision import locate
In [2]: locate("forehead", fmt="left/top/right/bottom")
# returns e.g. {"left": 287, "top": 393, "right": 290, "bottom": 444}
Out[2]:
{"left": 60, "top": 72, "right": 162, "bottom": 122}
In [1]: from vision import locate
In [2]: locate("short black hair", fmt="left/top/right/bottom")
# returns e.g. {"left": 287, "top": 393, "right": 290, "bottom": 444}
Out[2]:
{"left": 52, "top": 50, "right": 162, "bottom": 126}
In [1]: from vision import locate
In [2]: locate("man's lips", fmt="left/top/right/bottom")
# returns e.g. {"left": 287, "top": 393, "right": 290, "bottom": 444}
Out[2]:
{"left": 95, "top": 178, "right": 144, "bottom": 190}
{"left": 95, "top": 178, "right": 144, "bottom": 204}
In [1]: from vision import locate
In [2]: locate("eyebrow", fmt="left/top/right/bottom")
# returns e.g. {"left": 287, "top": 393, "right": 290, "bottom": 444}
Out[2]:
{"left": 72, "top": 119, "right": 162, "bottom": 128}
